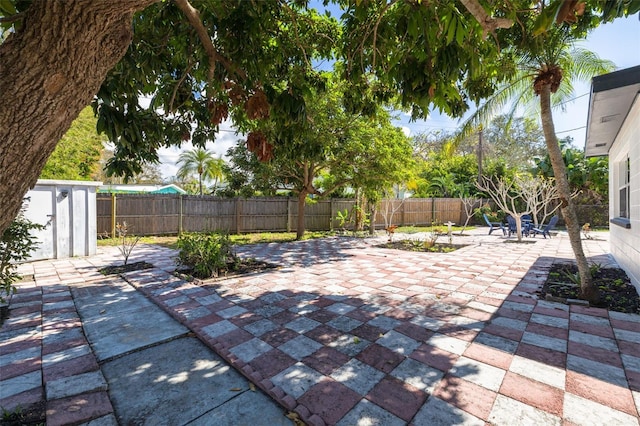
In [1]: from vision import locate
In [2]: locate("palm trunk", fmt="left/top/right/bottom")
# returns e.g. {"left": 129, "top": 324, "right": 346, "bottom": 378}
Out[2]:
{"left": 539, "top": 85, "right": 598, "bottom": 302}
{"left": 198, "top": 174, "right": 203, "bottom": 196}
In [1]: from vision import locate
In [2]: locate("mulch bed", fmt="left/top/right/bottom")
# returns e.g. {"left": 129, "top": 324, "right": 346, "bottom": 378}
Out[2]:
{"left": 539, "top": 263, "right": 640, "bottom": 314}
{"left": 176, "top": 258, "right": 279, "bottom": 282}
{"left": 98, "top": 261, "right": 154, "bottom": 275}
{"left": 0, "top": 401, "right": 46, "bottom": 425}
{"left": 375, "top": 240, "right": 468, "bottom": 253}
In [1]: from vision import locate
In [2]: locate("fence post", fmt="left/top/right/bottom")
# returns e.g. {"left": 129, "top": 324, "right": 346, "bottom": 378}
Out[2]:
{"left": 329, "top": 199, "right": 334, "bottom": 231}
{"left": 111, "top": 193, "right": 117, "bottom": 238}
{"left": 235, "top": 198, "right": 242, "bottom": 234}
{"left": 287, "top": 197, "right": 292, "bottom": 232}
{"left": 401, "top": 199, "right": 406, "bottom": 226}
{"left": 179, "top": 194, "right": 183, "bottom": 235}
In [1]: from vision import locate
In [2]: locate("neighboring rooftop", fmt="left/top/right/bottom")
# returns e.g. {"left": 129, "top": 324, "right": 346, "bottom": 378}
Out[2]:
{"left": 98, "top": 184, "right": 187, "bottom": 194}
{"left": 585, "top": 64, "right": 640, "bottom": 157}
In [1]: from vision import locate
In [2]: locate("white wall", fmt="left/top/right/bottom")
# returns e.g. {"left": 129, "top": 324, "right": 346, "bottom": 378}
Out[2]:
{"left": 609, "top": 96, "right": 640, "bottom": 292}
{"left": 23, "top": 180, "right": 101, "bottom": 260}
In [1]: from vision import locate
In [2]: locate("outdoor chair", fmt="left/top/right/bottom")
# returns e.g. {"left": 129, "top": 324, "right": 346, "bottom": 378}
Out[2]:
{"left": 530, "top": 215, "right": 559, "bottom": 239}
{"left": 506, "top": 215, "right": 533, "bottom": 237}
{"left": 521, "top": 214, "right": 533, "bottom": 236}
{"left": 506, "top": 215, "right": 517, "bottom": 237}
{"left": 483, "top": 213, "right": 506, "bottom": 235}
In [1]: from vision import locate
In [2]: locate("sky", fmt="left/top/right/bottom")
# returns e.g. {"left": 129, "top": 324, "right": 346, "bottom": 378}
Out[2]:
{"left": 157, "top": 13, "right": 640, "bottom": 181}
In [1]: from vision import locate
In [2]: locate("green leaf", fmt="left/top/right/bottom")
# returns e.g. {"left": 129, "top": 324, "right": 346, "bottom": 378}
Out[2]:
{"left": 446, "top": 16, "right": 457, "bottom": 45}
{"left": 455, "top": 20, "right": 465, "bottom": 46}
{"left": 532, "top": 4, "right": 557, "bottom": 36}
{"left": 0, "top": 0, "right": 16, "bottom": 15}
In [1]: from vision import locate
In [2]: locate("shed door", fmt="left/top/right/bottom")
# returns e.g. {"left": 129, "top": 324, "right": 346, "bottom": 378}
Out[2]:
{"left": 23, "top": 188, "right": 55, "bottom": 260}
{"left": 24, "top": 186, "right": 73, "bottom": 260}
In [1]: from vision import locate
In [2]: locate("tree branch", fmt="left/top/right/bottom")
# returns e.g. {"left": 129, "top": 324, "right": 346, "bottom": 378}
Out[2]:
{"left": 168, "top": 60, "right": 195, "bottom": 113}
{"left": 371, "top": 0, "right": 398, "bottom": 70}
{"left": 0, "top": 12, "right": 25, "bottom": 24}
{"left": 173, "top": 0, "right": 245, "bottom": 83}
{"left": 459, "top": 0, "right": 513, "bottom": 38}
{"left": 280, "top": 1, "right": 311, "bottom": 69}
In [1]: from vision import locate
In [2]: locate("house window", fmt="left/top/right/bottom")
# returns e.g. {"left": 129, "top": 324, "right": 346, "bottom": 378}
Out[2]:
{"left": 611, "top": 156, "right": 632, "bottom": 228}
{"left": 619, "top": 157, "right": 630, "bottom": 218}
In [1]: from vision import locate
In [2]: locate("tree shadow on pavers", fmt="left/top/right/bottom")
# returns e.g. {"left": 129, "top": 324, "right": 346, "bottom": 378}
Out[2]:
{"left": 70, "top": 278, "right": 190, "bottom": 363}
{"left": 0, "top": 283, "right": 71, "bottom": 418}
{"left": 135, "top": 271, "right": 485, "bottom": 426}
{"left": 66, "top": 277, "right": 293, "bottom": 425}
{"left": 478, "top": 254, "right": 639, "bottom": 407}
{"left": 233, "top": 237, "right": 375, "bottom": 269}
{"left": 101, "top": 336, "right": 292, "bottom": 426}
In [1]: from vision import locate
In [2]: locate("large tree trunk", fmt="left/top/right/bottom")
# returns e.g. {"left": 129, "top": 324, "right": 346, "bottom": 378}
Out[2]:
{"left": 539, "top": 85, "right": 598, "bottom": 302}
{"left": 296, "top": 189, "right": 308, "bottom": 240}
{"left": 0, "top": 0, "right": 157, "bottom": 235}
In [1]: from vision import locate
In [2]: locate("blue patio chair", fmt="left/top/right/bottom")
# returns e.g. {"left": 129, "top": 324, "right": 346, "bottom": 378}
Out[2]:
{"left": 521, "top": 214, "right": 533, "bottom": 236}
{"left": 530, "top": 215, "right": 559, "bottom": 239}
{"left": 506, "top": 215, "right": 517, "bottom": 237}
{"left": 507, "top": 215, "right": 533, "bottom": 237}
{"left": 483, "top": 213, "right": 506, "bottom": 235}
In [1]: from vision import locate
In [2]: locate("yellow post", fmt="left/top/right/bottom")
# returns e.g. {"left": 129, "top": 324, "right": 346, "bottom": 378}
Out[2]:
{"left": 179, "top": 194, "right": 183, "bottom": 235}
{"left": 111, "top": 193, "right": 117, "bottom": 239}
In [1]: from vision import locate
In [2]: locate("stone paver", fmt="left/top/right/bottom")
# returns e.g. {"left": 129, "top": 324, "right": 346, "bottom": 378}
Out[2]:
{"left": 2, "top": 231, "right": 640, "bottom": 425}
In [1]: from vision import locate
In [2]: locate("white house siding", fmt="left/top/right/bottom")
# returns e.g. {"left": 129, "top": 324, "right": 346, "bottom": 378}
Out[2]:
{"left": 609, "top": 96, "right": 640, "bottom": 292}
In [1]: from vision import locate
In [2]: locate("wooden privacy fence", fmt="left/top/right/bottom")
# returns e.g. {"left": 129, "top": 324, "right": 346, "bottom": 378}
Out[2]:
{"left": 96, "top": 194, "right": 478, "bottom": 236}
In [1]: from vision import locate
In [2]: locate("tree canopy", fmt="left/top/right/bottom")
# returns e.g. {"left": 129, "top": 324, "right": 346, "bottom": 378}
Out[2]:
{"left": 176, "top": 148, "right": 225, "bottom": 195}
{"left": 39, "top": 107, "right": 105, "bottom": 181}
{"left": 224, "top": 76, "right": 414, "bottom": 238}
{"left": 0, "top": 0, "right": 637, "bottom": 234}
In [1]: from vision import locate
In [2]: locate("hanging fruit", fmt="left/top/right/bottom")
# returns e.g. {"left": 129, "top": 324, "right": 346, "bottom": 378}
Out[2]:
{"left": 245, "top": 89, "right": 270, "bottom": 119}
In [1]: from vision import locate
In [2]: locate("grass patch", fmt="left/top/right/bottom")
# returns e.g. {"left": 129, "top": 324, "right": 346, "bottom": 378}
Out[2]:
{"left": 97, "top": 231, "right": 336, "bottom": 249}
{"left": 98, "top": 235, "right": 179, "bottom": 249}
{"left": 394, "top": 225, "right": 473, "bottom": 234}
{"left": 229, "top": 231, "right": 335, "bottom": 244}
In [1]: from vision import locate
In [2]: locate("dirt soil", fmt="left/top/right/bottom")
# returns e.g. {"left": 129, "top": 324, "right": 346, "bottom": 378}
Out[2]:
{"left": 98, "top": 261, "right": 154, "bottom": 275}
{"left": 539, "top": 263, "right": 640, "bottom": 314}
{"left": 375, "top": 240, "right": 468, "bottom": 253}
{"left": 0, "top": 401, "right": 46, "bottom": 425}
{"left": 177, "top": 258, "right": 279, "bottom": 282}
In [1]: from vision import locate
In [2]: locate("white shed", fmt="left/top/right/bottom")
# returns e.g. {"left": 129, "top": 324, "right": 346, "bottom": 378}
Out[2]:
{"left": 23, "top": 179, "right": 102, "bottom": 261}
{"left": 585, "top": 65, "right": 640, "bottom": 292}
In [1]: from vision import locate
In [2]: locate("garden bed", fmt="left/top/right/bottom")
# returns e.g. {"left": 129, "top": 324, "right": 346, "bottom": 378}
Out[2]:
{"left": 539, "top": 263, "right": 640, "bottom": 314}
{"left": 375, "top": 240, "right": 468, "bottom": 253}
{"left": 0, "top": 401, "right": 46, "bottom": 425}
{"left": 176, "top": 258, "right": 279, "bottom": 282}
{"left": 98, "top": 261, "right": 154, "bottom": 275}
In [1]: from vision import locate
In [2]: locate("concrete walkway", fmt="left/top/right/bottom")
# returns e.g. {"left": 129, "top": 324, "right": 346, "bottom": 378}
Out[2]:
{"left": 1, "top": 229, "right": 639, "bottom": 425}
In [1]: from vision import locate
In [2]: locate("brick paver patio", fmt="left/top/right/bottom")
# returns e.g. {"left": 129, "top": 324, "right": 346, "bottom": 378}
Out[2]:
{"left": 2, "top": 229, "right": 639, "bottom": 425}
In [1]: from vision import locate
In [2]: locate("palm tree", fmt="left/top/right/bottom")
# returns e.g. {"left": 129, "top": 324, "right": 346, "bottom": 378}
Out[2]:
{"left": 458, "top": 26, "right": 614, "bottom": 302}
{"left": 176, "top": 148, "right": 225, "bottom": 196}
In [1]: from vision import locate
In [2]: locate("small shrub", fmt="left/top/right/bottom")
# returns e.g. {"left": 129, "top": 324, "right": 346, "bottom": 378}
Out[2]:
{"left": 1, "top": 202, "right": 46, "bottom": 303}
{"left": 176, "top": 232, "right": 238, "bottom": 278}
{"left": 473, "top": 204, "right": 503, "bottom": 222}
{"left": 114, "top": 222, "right": 141, "bottom": 265}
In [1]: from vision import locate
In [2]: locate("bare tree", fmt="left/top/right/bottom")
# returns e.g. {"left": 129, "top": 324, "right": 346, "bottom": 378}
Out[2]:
{"left": 476, "top": 176, "right": 531, "bottom": 242}
{"left": 379, "top": 191, "right": 405, "bottom": 232}
{"left": 458, "top": 196, "right": 480, "bottom": 235}
{"left": 519, "top": 176, "right": 563, "bottom": 227}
